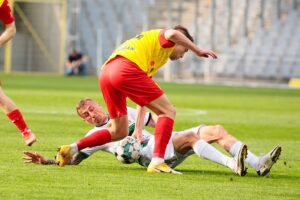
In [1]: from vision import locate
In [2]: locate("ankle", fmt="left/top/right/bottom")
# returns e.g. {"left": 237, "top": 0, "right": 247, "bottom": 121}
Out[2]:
{"left": 70, "top": 143, "right": 79, "bottom": 155}
{"left": 150, "top": 157, "right": 164, "bottom": 165}
{"left": 21, "top": 128, "right": 31, "bottom": 136}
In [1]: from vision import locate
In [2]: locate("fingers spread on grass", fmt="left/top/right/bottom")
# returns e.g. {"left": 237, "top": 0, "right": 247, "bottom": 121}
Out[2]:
{"left": 23, "top": 156, "right": 33, "bottom": 163}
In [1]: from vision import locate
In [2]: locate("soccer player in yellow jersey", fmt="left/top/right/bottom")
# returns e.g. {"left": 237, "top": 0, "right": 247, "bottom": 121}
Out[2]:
{"left": 56, "top": 25, "right": 217, "bottom": 173}
{"left": 0, "top": 0, "right": 36, "bottom": 146}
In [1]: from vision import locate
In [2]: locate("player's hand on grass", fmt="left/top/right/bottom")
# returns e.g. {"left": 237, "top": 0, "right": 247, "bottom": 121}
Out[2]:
{"left": 132, "top": 129, "right": 143, "bottom": 143}
{"left": 196, "top": 48, "right": 218, "bottom": 59}
{"left": 23, "top": 151, "right": 48, "bottom": 165}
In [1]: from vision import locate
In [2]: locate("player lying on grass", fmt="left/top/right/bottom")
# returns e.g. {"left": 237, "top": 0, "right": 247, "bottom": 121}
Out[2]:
{"left": 24, "top": 98, "right": 281, "bottom": 176}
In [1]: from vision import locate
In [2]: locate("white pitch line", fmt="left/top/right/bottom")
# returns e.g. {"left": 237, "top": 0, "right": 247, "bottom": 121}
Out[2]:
{"left": 23, "top": 109, "right": 76, "bottom": 115}
{"left": 177, "top": 108, "right": 208, "bottom": 116}
{"left": 23, "top": 108, "right": 208, "bottom": 116}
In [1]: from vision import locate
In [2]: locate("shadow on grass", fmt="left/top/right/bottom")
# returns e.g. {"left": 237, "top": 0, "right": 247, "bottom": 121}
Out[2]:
{"left": 70, "top": 161, "right": 299, "bottom": 181}
{"left": 124, "top": 166, "right": 299, "bottom": 181}
{"left": 177, "top": 168, "right": 299, "bottom": 180}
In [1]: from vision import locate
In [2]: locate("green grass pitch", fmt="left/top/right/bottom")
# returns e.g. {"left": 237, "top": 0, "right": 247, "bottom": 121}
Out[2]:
{"left": 0, "top": 73, "right": 299, "bottom": 200}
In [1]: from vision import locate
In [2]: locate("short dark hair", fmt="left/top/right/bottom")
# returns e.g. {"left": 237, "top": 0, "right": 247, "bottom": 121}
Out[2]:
{"left": 173, "top": 25, "right": 194, "bottom": 42}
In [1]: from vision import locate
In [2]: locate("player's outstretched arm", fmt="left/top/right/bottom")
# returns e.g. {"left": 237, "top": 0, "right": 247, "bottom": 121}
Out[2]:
{"left": 23, "top": 150, "right": 88, "bottom": 165}
{"left": 23, "top": 151, "right": 56, "bottom": 165}
{"left": 164, "top": 29, "right": 218, "bottom": 59}
{"left": 0, "top": 22, "right": 16, "bottom": 47}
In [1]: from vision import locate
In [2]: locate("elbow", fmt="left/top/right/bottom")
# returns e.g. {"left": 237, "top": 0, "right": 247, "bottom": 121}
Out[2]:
{"left": 164, "top": 29, "right": 180, "bottom": 42}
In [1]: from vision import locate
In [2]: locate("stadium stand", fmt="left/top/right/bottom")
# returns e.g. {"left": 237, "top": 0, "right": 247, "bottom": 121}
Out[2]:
{"left": 0, "top": 2, "right": 63, "bottom": 73}
{"left": 224, "top": 9, "right": 300, "bottom": 80}
{"left": 191, "top": 0, "right": 300, "bottom": 81}
{"left": 1, "top": 0, "right": 299, "bottom": 82}
{"left": 69, "top": 0, "right": 151, "bottom": 71}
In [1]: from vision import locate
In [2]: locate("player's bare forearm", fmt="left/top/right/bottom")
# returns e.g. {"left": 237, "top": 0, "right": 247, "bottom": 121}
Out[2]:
{"left": 135, "top": 105, "right": 147, "bottom": 131}
{"left": 164, "top": 29, "right": 218, "bottom": 59}
{"left": 164, "top": 29, "right": 197, "bottom": 50}
{"left": 45, "top": 159, "right": 56, "bottom": 165}
{"left": 0, "top": 22, "right": 16, "bottom": 47}
{"left": 133, "top": 105, "right": 147, "bottom": 142}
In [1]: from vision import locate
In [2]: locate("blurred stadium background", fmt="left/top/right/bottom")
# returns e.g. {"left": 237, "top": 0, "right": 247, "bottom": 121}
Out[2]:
{"left": 0, "top": 0, "right": 300, "bottom": 86}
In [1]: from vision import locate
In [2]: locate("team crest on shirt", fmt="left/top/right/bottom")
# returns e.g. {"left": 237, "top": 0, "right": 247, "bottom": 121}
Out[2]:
{"left": 135, "top": 34, "right": 144, "bottom": 40}
{"left": 118, "top": 46, "right": 135, "bottom": 51}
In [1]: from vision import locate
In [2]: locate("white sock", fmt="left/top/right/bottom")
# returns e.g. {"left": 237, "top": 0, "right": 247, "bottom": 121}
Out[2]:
{"left": 229, "top": 141, "right": 243, "bottom": 156}
{"left": 245, "top": 150, "right": 260, "bottom": 171}
{"left": 70, "top": 143, "right": 79, "bottom": 155}
{"left": 229, "top": 141, "right": 259, "bottom": 171}
{"left": 150, "top": 157, "right": 164, "bottom": 165}
{"left": 193, "top": 140, "right": 235, "bottom": 170}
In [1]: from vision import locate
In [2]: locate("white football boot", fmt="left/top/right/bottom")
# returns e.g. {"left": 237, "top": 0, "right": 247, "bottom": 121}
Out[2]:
{"left": 257, "top": 146, "right": 281, "bottom": 176}
{"left": 233, "top": 144, "right": 248, "bottom": 176}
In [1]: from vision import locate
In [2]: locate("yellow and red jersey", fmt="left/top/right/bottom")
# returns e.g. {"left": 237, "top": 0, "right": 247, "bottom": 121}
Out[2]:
{"left": 104, "top": 29, "right": 175, "bottom": 77}
{"left": 0, "top": 0, "right": 15, "bottom": 25}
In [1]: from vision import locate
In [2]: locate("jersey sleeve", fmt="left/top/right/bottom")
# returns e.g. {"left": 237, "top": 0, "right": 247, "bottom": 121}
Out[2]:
{"left": 158, "top": 29, "right": 175, "bottom": 48}
{"left": 0, "top": 0, "right": 15, "bottom": 25}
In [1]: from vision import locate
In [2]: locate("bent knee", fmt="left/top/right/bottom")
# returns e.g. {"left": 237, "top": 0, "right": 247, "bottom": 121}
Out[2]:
{"left": 170, "top": 105, "right": 176, "bottom": 116}
{"left": 212, "top": 125, "right": 228, "bottom": 139}
{"left": 109, "top": 128, "right": 128, "bottom": 141}
{"left": 165, "top": 104, "right": 176, "bottom": 119}
{"left": 184, "top": 132, "right": 200, "bottom": 146}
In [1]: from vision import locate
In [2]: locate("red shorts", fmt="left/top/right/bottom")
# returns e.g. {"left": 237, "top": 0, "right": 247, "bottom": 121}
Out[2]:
{"left": 99, "top": 56, "right": 164, "bottom": 119}
{"left": 0, "top": 0, "right": 15, "bottom": 25}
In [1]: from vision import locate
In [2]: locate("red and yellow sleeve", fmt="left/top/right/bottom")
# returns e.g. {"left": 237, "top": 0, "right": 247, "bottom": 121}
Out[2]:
{"left": 0, "top": 0, "right": 15, "bottom": 25}
{"left": 158, "top": 29, "right": 175, "bottom": 48}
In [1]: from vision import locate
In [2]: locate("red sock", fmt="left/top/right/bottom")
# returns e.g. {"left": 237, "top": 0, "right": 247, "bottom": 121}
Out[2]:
{"left": 153, "top": 117, "right": 174, "bottom": 158}
{"left": 76, "top": 129, "right": 112, "bottom": 150}
{"left": 6, "top": 109, "right": 28, "bottom": 134}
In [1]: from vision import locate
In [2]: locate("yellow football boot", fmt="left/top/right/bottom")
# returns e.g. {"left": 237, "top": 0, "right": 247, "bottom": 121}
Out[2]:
{"left": 147, "top": 162, "right": 182, "bottom": 174}
{"left": 56, "top": 145, "right": 73, "bottom": 167}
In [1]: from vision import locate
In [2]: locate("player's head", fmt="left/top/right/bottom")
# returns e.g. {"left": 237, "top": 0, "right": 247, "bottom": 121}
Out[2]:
{"left": 76, "top": 98, "right": 108, "bottom": 126}
{"left": 169, "top": 25, "right": 194, "bottom": 61}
